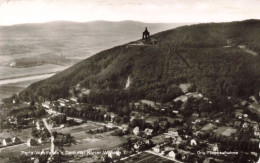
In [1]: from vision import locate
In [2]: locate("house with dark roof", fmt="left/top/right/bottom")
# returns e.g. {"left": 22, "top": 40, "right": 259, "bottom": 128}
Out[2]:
{"left": 12, "top": 137, "right": 21, "bottom": 144}
{"left": 2, "top": 138, "right": 13, "bottom": 146}
{"left": 27, "top": 138, "right": 38, "bottom": 147}
{"left": 145, "top": 140, "right": 154, "bottom": 147}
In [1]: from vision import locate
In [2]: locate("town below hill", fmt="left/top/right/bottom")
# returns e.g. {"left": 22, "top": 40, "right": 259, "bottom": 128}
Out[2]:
{"left": 1, "top": 82, "right": 260, "bottom": 162}
{"left": 0, "top": 20, "right": 260, "bottom": 162}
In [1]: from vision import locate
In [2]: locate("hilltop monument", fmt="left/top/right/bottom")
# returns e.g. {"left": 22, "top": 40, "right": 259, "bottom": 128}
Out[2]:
{"left": 142, "top": 27, "right": 150, "bottom": 41}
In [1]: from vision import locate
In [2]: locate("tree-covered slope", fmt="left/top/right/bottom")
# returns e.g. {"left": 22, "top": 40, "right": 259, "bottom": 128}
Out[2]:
{"left": 19, "top": 20, "right": 260, "bottom": 103}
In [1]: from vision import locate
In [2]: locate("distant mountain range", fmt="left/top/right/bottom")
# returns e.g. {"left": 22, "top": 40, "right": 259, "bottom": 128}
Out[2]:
{"left": 19, "top": 19, "right": 260, "bottom": 103}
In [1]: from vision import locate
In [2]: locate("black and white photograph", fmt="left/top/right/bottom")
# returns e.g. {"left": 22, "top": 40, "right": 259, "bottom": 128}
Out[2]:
{"left": 0, "top": 0, "right": 259, "bottom": 162}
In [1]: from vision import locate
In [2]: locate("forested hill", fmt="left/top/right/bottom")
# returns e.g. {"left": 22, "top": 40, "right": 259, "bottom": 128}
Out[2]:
{"left": 19, "top": 19, "right": 260, "bottom": 103}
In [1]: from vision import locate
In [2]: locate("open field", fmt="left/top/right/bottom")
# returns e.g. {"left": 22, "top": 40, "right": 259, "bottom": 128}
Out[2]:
{"left": 0, "top": 78, "right": 43, "bottom": 88}
{"left": 123, "top": 152, "right": 173, "bottom": 163}
{"left": 14, "top": 53, "right": 73, "bottom": 68}
{"left": 151, "top": 134, "right": 168, "bottom": 145}
{"left": 0, "top": 143, "right": 29, "bottom": 162}
{"left": 0, "top": 142, "right": 50, "bottom": 162}
{"left": 0, "top": 128, "right": 32, "bottom": 142}
{"left": 0, "top": 65, "right": 64, "bottom": 102}
{"left": 216, "top": 127, "right": 237, "bottom": 136}
{"left": 0, "top": 122, "right": 124, "bottom": 162}
{"left": 201, "top": 123, "right": 215, "bottom": 131}
{"left": 60, "top": 122, "right": 126, "bottom": 151}
{"left": 0, "top": 84, "right": 23, "bottom": 103}
{"left": 65, "top": 134, "right": 125, "bottom": 151}
{"left": 0, "top": 64, "right": 65, "bottom": 80}
{"left": 0, "top": 78, "right": 48, "bottom": 104}
{"left": 58, "top": 122, "right": 103, "bottom": 134}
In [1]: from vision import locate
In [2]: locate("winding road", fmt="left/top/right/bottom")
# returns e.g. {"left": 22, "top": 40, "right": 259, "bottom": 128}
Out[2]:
{"left": 42, "top": 118, "right": 55, "bottom": 156}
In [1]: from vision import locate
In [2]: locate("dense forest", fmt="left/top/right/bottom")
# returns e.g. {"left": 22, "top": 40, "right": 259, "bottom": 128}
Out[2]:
{"left": 19, "top": 19, "right": 260, "bottom": 103}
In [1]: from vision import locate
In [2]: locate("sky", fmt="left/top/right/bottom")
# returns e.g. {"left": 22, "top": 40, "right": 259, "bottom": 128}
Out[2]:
{"left": 0, "top": 0, "right": 260, "bottom": 26}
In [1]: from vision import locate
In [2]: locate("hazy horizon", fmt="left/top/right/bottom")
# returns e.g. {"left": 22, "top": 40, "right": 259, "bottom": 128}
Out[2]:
{"left": 2, "top": 18, "right": 260, "bottom": 28}
{"left": 1, "top": 0, "right": 260, "bottom": 26}
{"left": 0, "top": 19, "right": 192, "bottom": 27}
